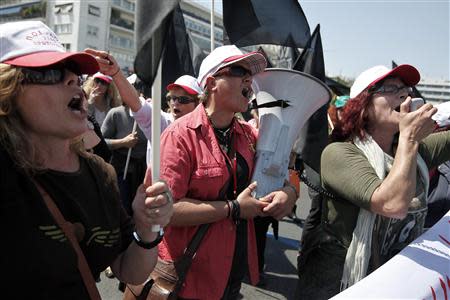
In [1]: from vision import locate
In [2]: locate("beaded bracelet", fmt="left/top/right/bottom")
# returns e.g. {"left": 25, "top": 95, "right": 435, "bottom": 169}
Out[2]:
{"left": 231, "top": 199, "right": 241, "bottom": 225}
{"left": 225, "top": 200, "right": 231, "bottom": 218}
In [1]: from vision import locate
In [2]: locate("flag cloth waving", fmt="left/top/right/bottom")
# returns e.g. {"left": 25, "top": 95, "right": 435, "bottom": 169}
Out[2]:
{"left": 223, "top": 0, "right": 311, "bottom": 48}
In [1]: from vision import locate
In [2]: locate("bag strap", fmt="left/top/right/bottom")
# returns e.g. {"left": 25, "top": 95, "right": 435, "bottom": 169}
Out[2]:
{"left": 32, "top": 179, "right": 102, "bottom": 300}
{"left": 173, "top": 223, "right": 210, "bottom": 295}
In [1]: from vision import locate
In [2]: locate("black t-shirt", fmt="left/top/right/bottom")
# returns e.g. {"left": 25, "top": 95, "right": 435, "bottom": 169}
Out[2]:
{"left": 215, "top": 124, "right": 250, "bottom": 285}
{"left": 0, "top": 149, "right": 133, "bottom": 299}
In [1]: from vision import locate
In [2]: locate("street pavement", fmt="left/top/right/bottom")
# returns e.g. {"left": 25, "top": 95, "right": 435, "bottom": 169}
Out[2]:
{"left": 97, "top": 183, "right": 311, "bottom": 300}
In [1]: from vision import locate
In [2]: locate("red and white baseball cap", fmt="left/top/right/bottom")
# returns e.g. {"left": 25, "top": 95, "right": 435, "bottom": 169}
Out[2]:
{"left": 350, "top": 64, "right": 420, "bottom": 98}
{"left": 0, "top": 21, "right": 98, "bottom": 74}
{"left": 93, "top": 72, "right": 113, "bottom": 84}
{"left": 167, "top": 75, "right": 202, "bottom": 95}
{"left": 197, "top": 45, "right": 267, "bottom": 89}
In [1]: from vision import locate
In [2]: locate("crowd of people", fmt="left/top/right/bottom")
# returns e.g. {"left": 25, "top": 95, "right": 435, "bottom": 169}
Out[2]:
{"left": 1, "top": 20, "right": 449, "bottom": 300}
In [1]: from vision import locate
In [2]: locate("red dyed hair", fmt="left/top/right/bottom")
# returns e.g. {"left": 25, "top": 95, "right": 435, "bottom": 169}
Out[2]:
{"left": 330, "top": 89, "right": 373, "bottom": 142}
{"left": 327, "top": 104, "right": 339, "bottom": 129}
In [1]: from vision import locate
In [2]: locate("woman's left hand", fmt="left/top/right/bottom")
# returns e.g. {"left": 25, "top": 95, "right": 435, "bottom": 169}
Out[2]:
{"left": 84, "top": 48, "right": 121, "bottom": 77}
{"left": 260, "top": 186, "right": 297, "bottom": 220}
{"left": 132, "top": 168, "right": 174, "bottom": 235}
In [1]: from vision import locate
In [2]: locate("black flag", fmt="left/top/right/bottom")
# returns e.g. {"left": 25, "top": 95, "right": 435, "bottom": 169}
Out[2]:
{"left": 392, "top": 61, "right": 425, "bottom": 101}
{"left": 223, "top": 0, "right": 311, "bottom": 48}
{"left": 161, "top": 5, "right": 195, "bottom": 101}
{"left": 293, "top": 24, "right": 328, "bottom": 176}
{"left": 189, "top": 34, "right": 208, "bottom": 76}
{"left": 293, "top": 24, "right": 330, "bottom": 237}
{"left": 325, "top": 76, "right": 350, "bottom": 96}
{"left": 134, "top": 0, "right": 179, "bottom": 85}
{"left": 257, "top": 46, "right": 274, "bottom": 68}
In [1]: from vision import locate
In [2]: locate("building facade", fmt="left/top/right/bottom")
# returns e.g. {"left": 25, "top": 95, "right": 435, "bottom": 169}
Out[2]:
{"left": 0, "top": 0, "right": 223, "bottom": 72}
{"left": 416, "top": 79, "right": 450, "bottom": 105}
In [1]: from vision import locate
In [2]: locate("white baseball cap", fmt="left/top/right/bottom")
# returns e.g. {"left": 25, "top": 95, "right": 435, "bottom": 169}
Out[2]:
{"left": 0, "top": 20, "right": 98, "bottom": 74}
{"left": 197, "top": 45, "right": 267, "bottom": 89}
{"left": 167, "top": 75, "right": 202, "bottom": 95}
{"left": 350, "top": 64, "right": 420, "bottom": 98}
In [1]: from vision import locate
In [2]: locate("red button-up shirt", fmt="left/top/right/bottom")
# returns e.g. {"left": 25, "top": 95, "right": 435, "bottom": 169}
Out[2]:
{"left": 159, "top": 104, "right": 259, "bottom": 300}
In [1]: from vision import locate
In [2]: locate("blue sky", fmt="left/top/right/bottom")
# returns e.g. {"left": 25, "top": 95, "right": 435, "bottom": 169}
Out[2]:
{"left": 191, "top": 0, "right": 449, "bottom": 81}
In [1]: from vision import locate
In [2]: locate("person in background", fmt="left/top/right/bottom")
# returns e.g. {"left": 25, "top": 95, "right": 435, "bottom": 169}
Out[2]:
{"left": 248, "top": 104, "right": 259, "bottom": 129}
{"left": 158, "top": 45, "right": 298, "bottom": 299}
{"left": 84, "top": 72, "right": 122, "bottom": 126}
{"left": 297, "top": 64, "right": 450, "bottom": 299}
{"left": 425, "top": 101, "right": 450, "bottom": 228}
{"left": 327, "top": 95, "right": 350, "bottom": 131}
{"left": 83, "top": 114, "right": 112, "bottom": 161}
{"left": 0, "top": 20, "right": 173, "bottom": 298}
{"left": 101, "top": 103, "right": 147, "bottom": 216}
{"left": 121, "top": 75, "right": 202, "bottom": 165}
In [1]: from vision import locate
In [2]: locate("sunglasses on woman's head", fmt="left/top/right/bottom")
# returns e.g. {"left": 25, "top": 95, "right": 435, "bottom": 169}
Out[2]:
{"left": 213, "top": 65, "right": 251, "bottom": 78}
{"left": 21, "top": 62, "right": 82, "bottom": 86}
{"left": 166, "top": 95, "right": 196, "bottom": 104}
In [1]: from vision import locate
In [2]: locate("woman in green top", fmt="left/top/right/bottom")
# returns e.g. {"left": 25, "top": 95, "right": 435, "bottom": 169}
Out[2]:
{"left": 297, "top": 64, "right": 450, "bottom": 299}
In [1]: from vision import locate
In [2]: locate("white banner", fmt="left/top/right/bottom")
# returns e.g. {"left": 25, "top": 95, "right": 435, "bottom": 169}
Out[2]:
{"left": 332, "top": 210, "right": 450, "bottom": 300}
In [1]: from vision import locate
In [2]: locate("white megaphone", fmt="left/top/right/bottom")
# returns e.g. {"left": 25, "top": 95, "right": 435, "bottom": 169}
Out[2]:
{"left": 251, "top": 68, "right": 332, "bottom": 198}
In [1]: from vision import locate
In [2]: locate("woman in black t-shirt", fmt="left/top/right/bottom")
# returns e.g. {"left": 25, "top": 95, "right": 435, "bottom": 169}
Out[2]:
{"left": 0, "top": 20, "right": 172, "bottom": 299}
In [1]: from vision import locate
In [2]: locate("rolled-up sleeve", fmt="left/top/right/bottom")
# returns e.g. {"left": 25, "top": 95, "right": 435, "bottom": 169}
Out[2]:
{"left": 131, "top": 98, "right": 153, "bottom": 141}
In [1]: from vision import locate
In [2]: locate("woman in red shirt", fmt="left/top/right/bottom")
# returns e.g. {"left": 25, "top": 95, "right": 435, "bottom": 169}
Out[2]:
{"left": 159, "top": 45, "right": 298, "bottom": 299}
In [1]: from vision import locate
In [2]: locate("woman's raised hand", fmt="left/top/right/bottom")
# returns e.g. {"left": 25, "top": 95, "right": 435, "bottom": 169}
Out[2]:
{"left": 399, "top": 97, "right": 438, "bottom": 143}
{"left": 84, "top": 48, "right": 121, "bottom": 77}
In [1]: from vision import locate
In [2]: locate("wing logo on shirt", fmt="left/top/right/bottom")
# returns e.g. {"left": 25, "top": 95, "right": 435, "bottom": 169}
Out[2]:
{"left": 39, "top": 222, "right": 85, "bottom": 242}
{"left": 39, "top": 225, "right": 67, "bottom": 242}
{"left": 39, "top": 223, "right": 119, "bottom": 247}
{"left": 86, "top": 227, "right": 120, "bottom": 247}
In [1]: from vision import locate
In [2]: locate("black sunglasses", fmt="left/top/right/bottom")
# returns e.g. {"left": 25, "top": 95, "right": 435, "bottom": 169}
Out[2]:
{"left": 166, "top": 95, "right": 196, "bottom": 104}
{"left": 371, "top": 84, "right": 413, "bottom": 95}
{"left": 214, "top": 65, "right": 251, "bottom": 78}
{"left": 21, "top": 62, "right": 82, "bottom": 85}
{"left": 94, "top": 77, "right": 109, "bottom": 86}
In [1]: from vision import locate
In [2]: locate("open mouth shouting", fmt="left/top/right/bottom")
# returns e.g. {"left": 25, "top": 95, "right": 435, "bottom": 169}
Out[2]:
{"left": 68, "top": 92, "right": 87, "bottom": 116}
{"left": 242, "top": 87, "right": 253, "bottom": 100}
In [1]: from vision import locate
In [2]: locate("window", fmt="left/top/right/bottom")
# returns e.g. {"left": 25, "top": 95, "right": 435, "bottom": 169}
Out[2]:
{"left": 54, "top": 3, "right": 73, "bottom": 14}
{"left": 0, "top": 2, "right": 46, "bottom": 21}
{"left": 61, "top": 43, "right": 71, "bottom": 51}
{"left": 110, "top": 8, "right": 134, "bottom": 31}
{"left": 109, "top": 34, "right": 134, "bottom": 49}
{"left": 54, "top": 24, "right": 72, "bottom": 34}
{"left": 88, "top": 4, "right": 100, "bottom": 17}
{"left": 87, "top": 25, "right": 99, "bottom": 37}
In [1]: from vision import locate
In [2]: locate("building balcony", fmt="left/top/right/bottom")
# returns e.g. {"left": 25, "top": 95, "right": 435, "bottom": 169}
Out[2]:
{"left": 111, "top": 0, "right": 135, "bottom": 13}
